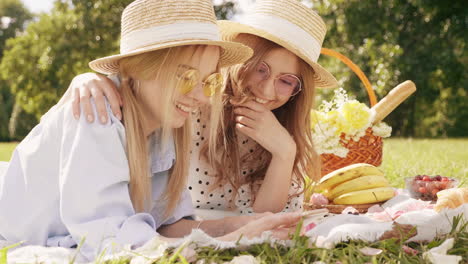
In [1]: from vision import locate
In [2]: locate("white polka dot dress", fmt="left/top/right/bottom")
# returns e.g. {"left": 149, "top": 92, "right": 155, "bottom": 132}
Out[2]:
{"left": 188, "top": 110, "right": 303, "bottom": 215}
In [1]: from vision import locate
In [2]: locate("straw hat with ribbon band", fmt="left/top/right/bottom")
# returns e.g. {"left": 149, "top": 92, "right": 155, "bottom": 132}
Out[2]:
{"left": 218, "top": 0, "right": 338, "bottom": 89}
{"left": 89, "top": 0, "right": 253, "bottom": 74}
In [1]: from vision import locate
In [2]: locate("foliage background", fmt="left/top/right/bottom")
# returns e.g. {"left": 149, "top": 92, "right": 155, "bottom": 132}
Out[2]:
{"left": 0, "top": 0, "right": 466, "bottom": 141}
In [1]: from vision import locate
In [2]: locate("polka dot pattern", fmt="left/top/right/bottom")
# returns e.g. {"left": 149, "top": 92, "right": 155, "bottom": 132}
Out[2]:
{"left": 187, "top": 109, "right": 304, "bottom": 214}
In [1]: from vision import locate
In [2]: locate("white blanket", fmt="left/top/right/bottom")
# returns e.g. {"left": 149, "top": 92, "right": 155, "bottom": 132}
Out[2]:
{"left": 2, "top": 195, "right": 466, "bottom": 264}
{"left": 305, "top": 195, "right": 468, "bottom": 248}
{"left": 3, "top": 230, "right": 286, "bottom": 264}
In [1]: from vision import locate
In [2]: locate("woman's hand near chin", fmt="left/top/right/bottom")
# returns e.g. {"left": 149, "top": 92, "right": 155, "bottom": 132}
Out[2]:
{"left": 232, "top": 99, "right": 298, "bottom": 213}
{"left": 232, "top": 99, "right": 296, "bottom": 159}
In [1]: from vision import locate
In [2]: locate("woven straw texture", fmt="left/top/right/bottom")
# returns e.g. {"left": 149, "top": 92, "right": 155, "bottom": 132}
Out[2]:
{"left": 304, "top": 202, "right": 382, "bottom": 214}
{"left": 89, "top": 0, "right": 253, "bottom": 74}
{"left": 321, "top": 128, "right": 383, "bottom": 176}
{"left": 121, "top": 0, "right": 216, "bottom": 38}
{"left": 254, "top": 0, "right": 327, "bottom": 45}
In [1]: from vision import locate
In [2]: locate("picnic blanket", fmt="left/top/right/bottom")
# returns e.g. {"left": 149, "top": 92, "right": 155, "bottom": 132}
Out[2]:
{"left": 2, "top": 194, "right": 466, "bottom": 264}
{"left": 305, "top": 195, "right": 468, "bottom": 247}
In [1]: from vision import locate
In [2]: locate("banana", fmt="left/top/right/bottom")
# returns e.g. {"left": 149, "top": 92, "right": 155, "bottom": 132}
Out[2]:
{"left": 320, "top": 189, "right": 332, "bottom": 200}
{"left": 318, "top": 163, "right": 384, "bottom": 191}
{"left": 328, "top": 175, "right": 390, "bottom": 199}
{"left": 333, "top": 187, "right": 395, "bottom": 205}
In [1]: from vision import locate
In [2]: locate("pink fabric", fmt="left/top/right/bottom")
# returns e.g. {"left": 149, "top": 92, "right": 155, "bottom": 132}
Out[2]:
{"left": 310, "top": 193, "right": 329, "bottom": 206}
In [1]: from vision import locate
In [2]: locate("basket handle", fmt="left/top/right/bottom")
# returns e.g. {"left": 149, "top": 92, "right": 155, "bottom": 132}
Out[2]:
{"left": 320, "top": 48, "right": 378, "bottom": 107}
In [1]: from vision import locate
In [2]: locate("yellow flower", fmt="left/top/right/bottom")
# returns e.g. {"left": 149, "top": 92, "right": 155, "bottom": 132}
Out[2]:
{"left": 310, "top": 110, "right": 326, "bottom": 128}
{"left": 340, "top": 100, "right": 371, "bottom": 134}
{"left": 325, "top": 110, "right": 347, "bottom": 135}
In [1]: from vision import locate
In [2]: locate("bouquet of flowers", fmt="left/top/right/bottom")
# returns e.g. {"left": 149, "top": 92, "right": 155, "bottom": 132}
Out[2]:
{"left": 311, "top": 88, "right": 392, "bottom": 158}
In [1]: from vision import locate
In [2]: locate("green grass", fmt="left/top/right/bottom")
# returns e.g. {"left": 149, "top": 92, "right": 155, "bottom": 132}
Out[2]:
{"left": 98, "top": 216, "right": 467, "bottom": 264}
{"left": 0, "top": 142, "right": 17, "bottom": 162}
{"left": 187, "top": 217, "right": 468, "bottom": 264}
{"left": 2, "top": 138, "right": 467, "bottom": 184}
{"left": 1, "top": 138, "right": 467, "bottom": 263}
{"left": 381, "top": 138, "right": 468, "bottom": 187}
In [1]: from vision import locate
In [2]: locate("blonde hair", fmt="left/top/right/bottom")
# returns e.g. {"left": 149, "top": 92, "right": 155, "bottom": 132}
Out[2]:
{"left": 118, "top": 45, "right": 223, "bottom": 216}
{"left": 206, "top": 34, "right": 320, "bottom": 202}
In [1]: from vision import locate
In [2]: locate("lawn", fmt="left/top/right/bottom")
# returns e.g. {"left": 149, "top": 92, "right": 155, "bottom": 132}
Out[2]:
{"left": 0, "top": 142, "right": 17, "bottom": 162}
{"left": 0, "top": 138, "right": 467, "bottom": 263}
{"left": 381, "top": 138, "right": 468, "bottom": 187}
{"left": 1, "top": 138, "right": 467, "bottom": 185}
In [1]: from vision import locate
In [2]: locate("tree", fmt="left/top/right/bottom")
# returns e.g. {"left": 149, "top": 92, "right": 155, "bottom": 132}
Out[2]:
{"left": 0, "top": 0, "right": 132, "bottom": 139}
{"left": 0, "top": 0, "right": 32, "bottom": 140}
{"left": 214, "top": 0, "right": 236, "bottom": 20}
{"left": 0, "top": 0, "right": 32, "bottom": 57}
{"left": 0, "top": 0, "right": 238, "bottom": 140}
{"left": 312, "top": 0, "right": 467, "bottom": 137}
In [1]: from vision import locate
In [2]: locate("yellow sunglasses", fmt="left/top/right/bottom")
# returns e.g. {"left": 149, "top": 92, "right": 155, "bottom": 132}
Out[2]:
{"left": 176, "top": 65, "right": 224, "bottom": 97}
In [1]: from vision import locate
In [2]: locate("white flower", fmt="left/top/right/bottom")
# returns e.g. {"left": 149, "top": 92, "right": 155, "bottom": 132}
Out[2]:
{"left": 372, "top": 122, "right": 392, "bottom": 138}
{"left": 229, "top": 255, "right": 259, "bottom": 264}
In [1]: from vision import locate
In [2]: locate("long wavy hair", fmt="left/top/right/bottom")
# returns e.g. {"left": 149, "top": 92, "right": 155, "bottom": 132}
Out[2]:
{"left": 118, "top": 45, "right": 223, "bottom": 217}
{"left": 204, "top": 34, "right": 321, "bottom": 202}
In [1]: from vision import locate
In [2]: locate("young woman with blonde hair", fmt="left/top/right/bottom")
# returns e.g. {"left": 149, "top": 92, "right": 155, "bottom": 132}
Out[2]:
{"left": 0, "top": 0, "right": 301, "bottom": 260}
{"left": 59, "top": 0, "right": 338, "bottom": 219}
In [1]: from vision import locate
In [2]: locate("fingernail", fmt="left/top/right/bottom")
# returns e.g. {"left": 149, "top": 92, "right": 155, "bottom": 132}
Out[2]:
{"left": 116, "top": 113, "right": 122, "bottom": 120}
{"left": 73, "top": 113, "right": 79, "bottom": 120}
{"left": 100, "top": 116, "right": 107, "bottom": 124}
{"left": 87, "top": 115, "right": 94, "bottom": 123}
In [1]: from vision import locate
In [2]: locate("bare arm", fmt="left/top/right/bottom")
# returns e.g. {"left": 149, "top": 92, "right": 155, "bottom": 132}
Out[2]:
{"left": 157, "top": 214, "right": 268, "bottom": 237}
{"left": 253, "top": 144, "right": 296, "bottom": 213}
{"left": 158, "top": 212, "right": 301, "bottom": 241}
{"left": 218, "top": 212, "right": 300, "bottom": 241}
{"left": 158, "top": 218, "right": 225, "bottom": 237}
{"left": 233, "top": 100, "right": 297, "bottom": 213}
{"left": 58, "top": 73, "right": 123, "bottom": 123}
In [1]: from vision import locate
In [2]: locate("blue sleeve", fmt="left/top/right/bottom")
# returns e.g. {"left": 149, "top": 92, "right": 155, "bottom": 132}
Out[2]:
{"left": 59, "top": 102, "right": 157, "bottom": 260}
{"left": 148, "top": 171, "right": 195, "bottom": 230}
{"left": 163, "top": 189, "right": 195, "bottom": 225}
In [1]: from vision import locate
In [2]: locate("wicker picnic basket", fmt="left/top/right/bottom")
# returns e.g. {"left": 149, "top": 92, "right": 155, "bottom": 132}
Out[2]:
{"left": 304, "top": 203, "right": 381, "bottom": 214}
{"left": 319, "top": 48, "right": 383, "bottom": 177}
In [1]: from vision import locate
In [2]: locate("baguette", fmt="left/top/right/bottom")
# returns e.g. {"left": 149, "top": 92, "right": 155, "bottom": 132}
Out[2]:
{"left": 371, "top": 80, "right": 416, "bottom": 123}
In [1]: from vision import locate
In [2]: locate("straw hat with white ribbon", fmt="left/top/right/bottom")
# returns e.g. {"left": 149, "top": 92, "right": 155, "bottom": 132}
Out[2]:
{"left": 219, "top": 0, "right": 338, "bottom": 89}
{"left": 89, "top": 0, "right": 253, "bottom": 74}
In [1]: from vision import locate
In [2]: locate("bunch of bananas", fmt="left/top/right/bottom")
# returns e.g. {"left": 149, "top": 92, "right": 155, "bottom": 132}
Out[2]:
{"left": 318, "top": 163, "right": 395, "bottom": 205}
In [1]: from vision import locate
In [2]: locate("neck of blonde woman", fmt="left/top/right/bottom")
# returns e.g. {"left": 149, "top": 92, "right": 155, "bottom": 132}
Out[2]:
{"left": 140, "top": 111, "right": 160, "bottom": 137}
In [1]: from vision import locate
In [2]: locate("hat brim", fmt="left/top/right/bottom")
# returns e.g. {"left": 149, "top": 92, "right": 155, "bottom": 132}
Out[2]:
{"left": 89, "top": 39, "right": 253, "bottom": 74}
{"left": 218, "top": 20, "right": 338, "bottom": 89}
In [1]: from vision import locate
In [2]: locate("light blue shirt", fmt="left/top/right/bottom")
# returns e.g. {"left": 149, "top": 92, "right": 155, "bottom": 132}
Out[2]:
{"left": 0, "top": 101, "right": 194, "bottom": 260}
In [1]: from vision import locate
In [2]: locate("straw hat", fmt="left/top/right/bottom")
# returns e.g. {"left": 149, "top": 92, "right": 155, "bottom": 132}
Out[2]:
{"left": 218, "top": 0, "right": 338, "bottom": 89}
{"left": 89, "top": 0, "right": 253, "bottom": 74}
